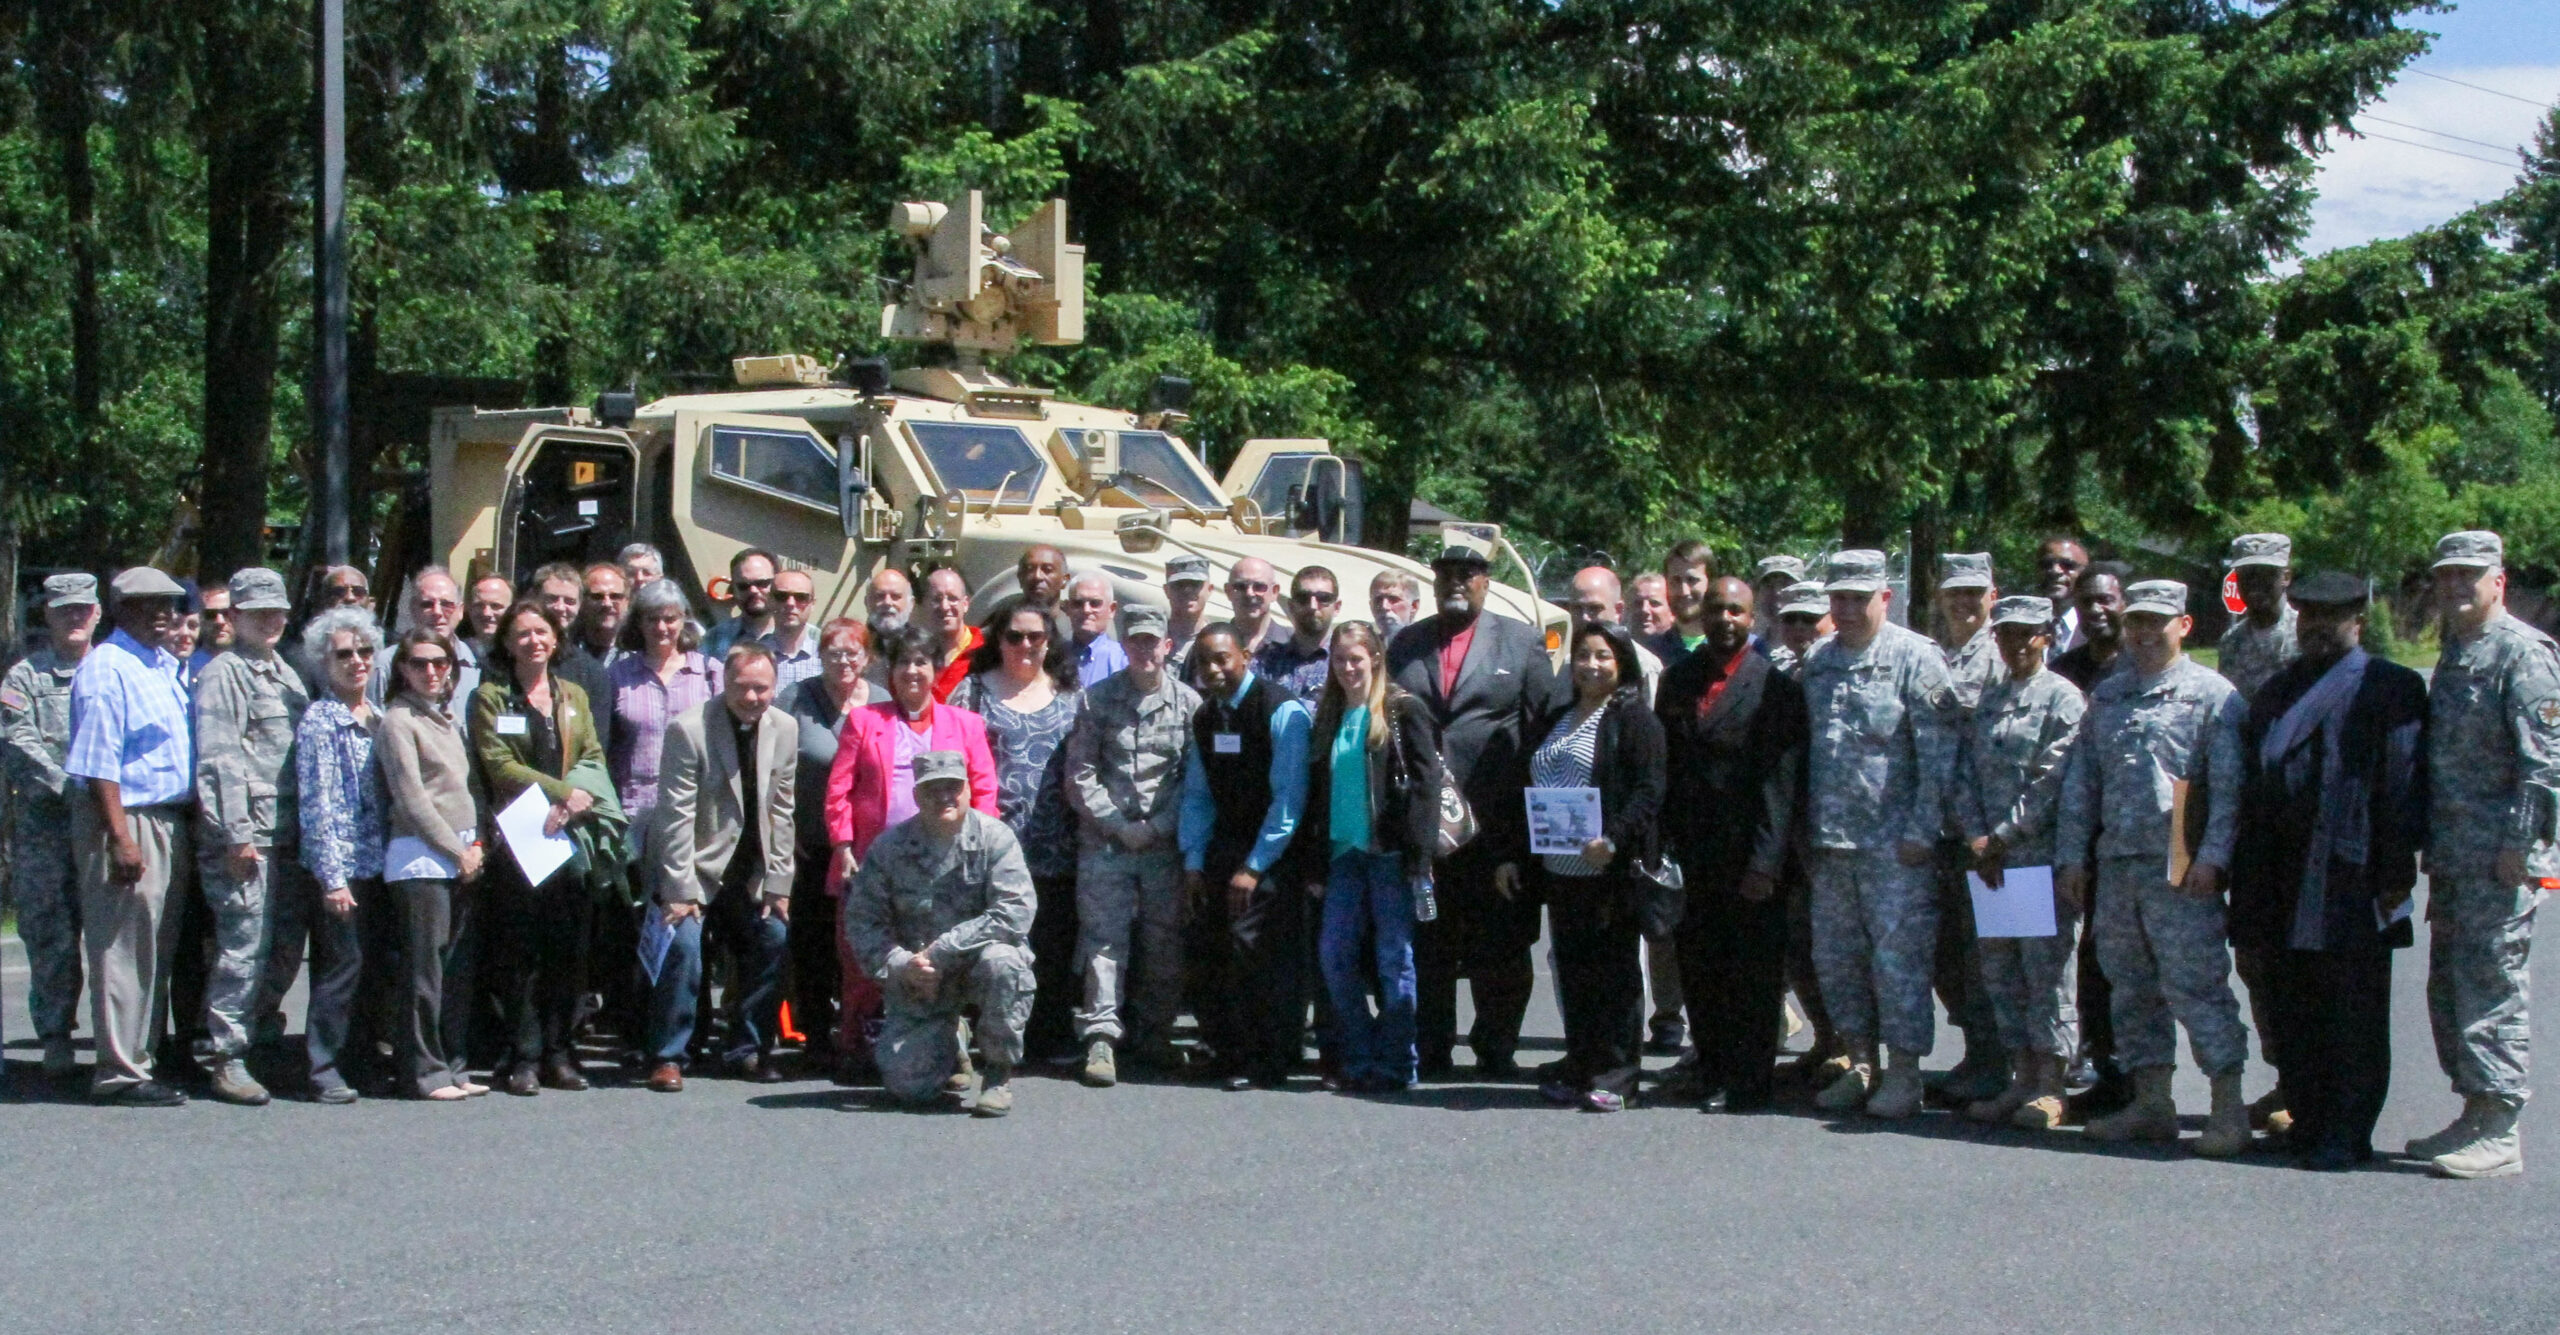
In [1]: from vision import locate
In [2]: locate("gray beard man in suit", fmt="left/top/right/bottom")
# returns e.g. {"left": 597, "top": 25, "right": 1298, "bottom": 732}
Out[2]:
{"left": 1386, "top": 532, "right": 1567, "bottom": 1079}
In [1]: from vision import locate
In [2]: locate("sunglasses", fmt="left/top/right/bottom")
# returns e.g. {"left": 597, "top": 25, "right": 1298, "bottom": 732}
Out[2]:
{"left": 735, "top": 578, "right": 774, "bottom": 591}
{"left": 403, "top": 654, "right": 451, "bottom": 670}
{"left": 204, "top": 607, "right": 235, "bottom": 620}
{"left": 774, "top": 590, "right": 814, "bottom": 604}
{"left": 1291, "top": 589, "right": 1337, "bottom": 606}
{"left": 1003, "top": 628, "right": 1049, "bottom": 645}
{"left": 333, "top": 646, "right": 377, "bottom": 662}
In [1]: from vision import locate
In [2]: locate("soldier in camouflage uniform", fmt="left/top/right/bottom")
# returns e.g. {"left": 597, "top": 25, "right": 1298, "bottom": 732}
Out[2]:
{"left": 1765, "top": 581, "right": 1829, "bottom": 680}
{"left": 2215, "top": 532, "right": 2302, "bottom": 1134}
{"left": 189, "top": 568, "right": 311, "bottom": 1106}
{"left": 1929, "top": 552, "right": 2008, "bottom": 1104}
{"left": 2055, "top": 579, "right": 2252, "bottom": 1156}
{"left": 1064, "top": 603, "right": 1201, "bottom": 1085}
{"left": 1958, "top": 596, "right": 2087, "bottom": 1129}
{"left": 1799, "top": 550, "right": 1959, "bottom": 1118}
{"left": 844, "top": 751, "right": 1035, "bottom": 1116}
{"left": 2411, "top": 531, "right": 2560, "bottom": 1179}
{"left": 3, "top": 573, "right": 102, "bottom": 1078}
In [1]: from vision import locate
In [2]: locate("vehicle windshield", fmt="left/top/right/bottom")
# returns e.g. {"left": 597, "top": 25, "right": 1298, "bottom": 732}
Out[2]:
{"left": 1114, "top": 431, "right": 1223, "bottom": 511}
{"left": 908, "top": 421, "right": 1044, "bottom": 507}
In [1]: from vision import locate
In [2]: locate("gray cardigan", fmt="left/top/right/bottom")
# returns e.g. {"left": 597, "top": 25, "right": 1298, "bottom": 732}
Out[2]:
{"left": 378, "top": 691, "right": 482, "bottom": 867}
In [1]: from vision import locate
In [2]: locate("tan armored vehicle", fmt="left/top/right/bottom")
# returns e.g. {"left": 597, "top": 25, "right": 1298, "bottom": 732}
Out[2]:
{"left": 427, "top": 192, "right": 1564, "bottom": 649}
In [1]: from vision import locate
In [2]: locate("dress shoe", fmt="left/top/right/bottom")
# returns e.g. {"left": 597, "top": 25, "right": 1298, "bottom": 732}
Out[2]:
{"left": 97, "top": 1080, "right": 188, "bottom": 1108}
{"left": 539, "top": 1056, "right": 589, "bottom": 1091}
{"left": 1475, "top": 1051, "right": 1520, "bottom": 1080}
{"left": 41, "top": 1035, "right": 78, "bottom": 1080}
{"left": 504, "top": 1065, "right": 540, "bottom": 1096}
{"left": 1645, "top": 1017, "right": 1688, "bottom": 1057}
{"left": 647, "top": 1062, "right": 685, "bottom": 1093}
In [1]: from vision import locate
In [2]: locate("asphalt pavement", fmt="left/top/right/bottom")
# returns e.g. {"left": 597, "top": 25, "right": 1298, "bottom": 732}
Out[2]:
{"left": 2, "top": 910, "right": 2553, "bottom": 1335}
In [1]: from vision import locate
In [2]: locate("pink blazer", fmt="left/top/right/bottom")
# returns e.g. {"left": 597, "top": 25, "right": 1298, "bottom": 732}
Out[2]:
{"left": 823, "top": 700, "right": 1000, "bottom": 889}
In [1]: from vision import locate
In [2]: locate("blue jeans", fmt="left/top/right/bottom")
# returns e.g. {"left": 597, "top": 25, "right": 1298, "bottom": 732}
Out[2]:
{"left": 1320, "top": 849, "right": 1417, "bottom": 1085}
{"left": 648, "top": 892, "right": 789, "bottom": 1066}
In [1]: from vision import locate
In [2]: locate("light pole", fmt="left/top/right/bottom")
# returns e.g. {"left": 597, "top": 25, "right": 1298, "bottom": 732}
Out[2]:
{"left": 312, "top": 0, "right": 350, "bottom": 565}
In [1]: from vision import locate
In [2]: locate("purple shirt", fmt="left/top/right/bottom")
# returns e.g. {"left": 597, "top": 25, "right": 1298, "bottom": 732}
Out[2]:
{"left": 884, "top": 716, "right": 928, "bottom": 829}
{"left": 606, "top": 650, "right": 722, "bottom": 819}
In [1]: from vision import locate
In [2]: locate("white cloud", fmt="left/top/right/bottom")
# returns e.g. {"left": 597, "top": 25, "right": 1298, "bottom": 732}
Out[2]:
{"left": 2299, "top": 65, "right": 2558, "bottom": 258}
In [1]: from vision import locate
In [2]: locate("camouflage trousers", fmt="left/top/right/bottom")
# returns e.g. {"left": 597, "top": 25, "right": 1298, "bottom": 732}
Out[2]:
{"left": 1978, "top": 898, "right": 2081, "bottom": 1060}
{"left": 1807, "top": 850, "right": 1939, "bottom": 1056}
{"left": 2091, "top": 856, "right": 2247, "bottom": 1077}
{"left": 877, "top": 944, "right": 1033, "bottom": 1104}
{"left": 9, "top": 821, "right": 83, "bottom": 1039}
{"left": 1074, "top": 845, "right": 1184, "bottom": 1046}
{"left": 195, "top": 847, "right": 313, "bottom": 1059}
{"left": 2425, "top": 876, "right": 2539, "bottom": 1106}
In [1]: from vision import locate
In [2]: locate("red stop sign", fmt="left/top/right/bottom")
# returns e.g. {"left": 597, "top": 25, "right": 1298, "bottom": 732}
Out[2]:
{"left": 2221, "top": 570, "right": 2246, "bottom": 615}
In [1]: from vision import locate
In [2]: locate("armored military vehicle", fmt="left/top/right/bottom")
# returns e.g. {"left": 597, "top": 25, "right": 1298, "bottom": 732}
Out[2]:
{"left": 426, "top": 192, "right": 1563, "bottom": 647}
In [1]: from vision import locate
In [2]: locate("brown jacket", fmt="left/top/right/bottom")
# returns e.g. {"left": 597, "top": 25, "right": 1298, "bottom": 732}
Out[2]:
{"left": 379, "top": 691, "right": 481, "bottom": 867}
{"left": 652, "top": 697, "right": 798, "bottom": 905}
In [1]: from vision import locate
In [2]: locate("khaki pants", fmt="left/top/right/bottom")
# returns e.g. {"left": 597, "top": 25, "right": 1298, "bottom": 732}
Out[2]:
{"left": 76, "top": 801, "right": 192, "bottom": 1095}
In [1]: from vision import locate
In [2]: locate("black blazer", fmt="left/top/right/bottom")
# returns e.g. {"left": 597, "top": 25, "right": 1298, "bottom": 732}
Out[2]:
{"left": 2230, "top": 652, "right": 2430, "bottom": 954}
{"left": 1287, "top": 689, "right": 1442, "bottom": 880}
{"left": 1507, "top": 690, "right": 1665, "bottom": 868}
{"left": 1655, "top": 644, "right": 1807, "bottom": 887}
{"left": 1388, "top": 610, "right": 1565, "bottom": 850}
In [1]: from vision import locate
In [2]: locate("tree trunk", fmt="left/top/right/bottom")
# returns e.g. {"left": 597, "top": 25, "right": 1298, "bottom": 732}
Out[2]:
{"left": 197, "top": 11, "right": 298, "bottom": 580}
{"left": 33, "top": 4, "right": 102, "bottom": 423}
{"left": 530, "top": 42, "right": 577, "bottom": 407}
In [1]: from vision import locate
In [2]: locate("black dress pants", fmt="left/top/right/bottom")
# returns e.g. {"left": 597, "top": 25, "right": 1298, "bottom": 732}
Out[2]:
{"left": 1679, "top": 882, "right": 1788, "bottom": 1107}
{"left": 1415, "top": 843, "right": 1541, "bottom": 1069}
{"left": 786, "top": 845, "right": 839, "bottom": 1056}
{"left": 1025, "top": 872, "right": 1080, "bottom": 1062}
{"left": 2267, "top": 946, "right": 2394, "bottom": 1156}
{"left": 1191, "top": 861, "right": 1309, "bottom": 1083}
{"left": 1543, "top": 867, "right": 1643, "bottom": 1097}
{"left": 494, "top": 860, "right": 592, "bottom": 1068}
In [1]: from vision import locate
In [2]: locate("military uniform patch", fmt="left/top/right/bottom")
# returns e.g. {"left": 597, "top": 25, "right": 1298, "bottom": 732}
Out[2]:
{"left": 0, "top": 686, "right": 25, "bottom": 712}
{"left": 2535, "top": 697, "right": 2560, "bottom": 729}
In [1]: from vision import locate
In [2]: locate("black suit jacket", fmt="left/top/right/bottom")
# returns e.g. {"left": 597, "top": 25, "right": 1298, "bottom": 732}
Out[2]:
{"left": 1511, "top": 692, "right": 1665, "bottom": 868}
{"left": 1388, "top": 610, "right": 1565, "bottom": 850}
{"left": 1655, "top": 644, "right": 1807, "bottom": 888}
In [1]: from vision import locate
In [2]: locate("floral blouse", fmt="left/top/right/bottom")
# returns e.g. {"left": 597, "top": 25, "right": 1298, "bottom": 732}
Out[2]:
{"left": 296, "top": 697, "right": 386, "bottom": 889}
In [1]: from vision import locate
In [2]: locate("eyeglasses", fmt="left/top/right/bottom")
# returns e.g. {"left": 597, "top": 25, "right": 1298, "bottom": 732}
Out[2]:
{"left": 774, "top": 590, "right": 814, "bottom": 604}
{"left": 821, "top": 649, "right": 866, "bottom": 665}
{"left": 333, "top": 646, "right": 376, "bottom": 662}
{"left": 1292, "top": 589, "right": 1338, "bottom": 606}
{"left": 416, "top": 597, "right": 460, "bottom": 612}
{"left": 1003, "top": 628, "right": 1049, "bottom": 645}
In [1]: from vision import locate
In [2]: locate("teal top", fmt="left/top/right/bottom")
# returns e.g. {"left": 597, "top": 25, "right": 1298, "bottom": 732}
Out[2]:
{"left": 1328, "top": 705, "right": 1372, "bottom": 858}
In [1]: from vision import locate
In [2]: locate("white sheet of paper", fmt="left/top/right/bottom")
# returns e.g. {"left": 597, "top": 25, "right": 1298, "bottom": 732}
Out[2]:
{"left": 1969, "top": 864, "right": 2059, "bottom": 938}
{"left": 496, "top": 784, "right": 575, "bottom": 887}
{"left": 1525, "top": 787, "right": 1604, "bottom": 857}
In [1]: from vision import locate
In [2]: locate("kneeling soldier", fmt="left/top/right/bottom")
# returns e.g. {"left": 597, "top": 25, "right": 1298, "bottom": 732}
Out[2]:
{"left": 845, "top": 750, "right": 1036, "bottom": 1115}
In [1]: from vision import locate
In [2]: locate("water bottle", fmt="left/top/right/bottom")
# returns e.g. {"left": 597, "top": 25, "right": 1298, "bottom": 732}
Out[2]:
{"left": 1411, "top": 867, "right": 1439, "bottom": 923}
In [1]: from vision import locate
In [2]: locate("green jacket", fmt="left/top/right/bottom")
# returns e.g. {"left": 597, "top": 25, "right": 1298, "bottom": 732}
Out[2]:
{"left": 470, "top": 671, "right": 631, "bottom": 899}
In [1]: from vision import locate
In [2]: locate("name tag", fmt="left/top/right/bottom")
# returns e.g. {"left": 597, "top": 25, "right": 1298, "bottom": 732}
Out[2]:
{"left": 495, "top": 714, "right": 529, "bottom": 736}
{"left": 1213, "top": 732, "right": 1242, "bottom": 754}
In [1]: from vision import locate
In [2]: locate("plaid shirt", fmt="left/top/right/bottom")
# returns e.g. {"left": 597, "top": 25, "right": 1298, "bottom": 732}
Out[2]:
{"left": 297, "top": 697, "right": 386, "bottom": 889}
{"left": 67, "top": 628, "right": 195, "bottom": 808}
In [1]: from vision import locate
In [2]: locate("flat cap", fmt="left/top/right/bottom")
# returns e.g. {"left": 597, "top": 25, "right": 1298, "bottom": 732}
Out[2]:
{"left": 1777, "top": 581, "right": 1828, "bottom": 617}
{"left": 228, "top": 566, "right": 292, "bottom": 611}
{"left": 2433, "top": 530, "right": 2504, "bottom": 570}
{"left": 2287, "top": 570, "right": 2370, "bottom": 608}
{"left": 1433, "top": 529, "right": 1496, "bottom": 568}
{"left": 1117, "top": 602, "right": 1169, "bottom": 641}
{"left": 109, "top": 567, "right": 186, "bottom": 602}
{"left": 1823, "top": 550, "right": 1891, "bottom": 595}
{"left": 1938, "top": 552, "right": 1994, "bottom": 591}
{"left": 1754, "top": 555, "right": 1807, "bottom": 584}
{"left": 911, "top": 749, "right": 969, "bottom": 790}
{"left": 2226, "top": 533, "right": 2292, "bottom": 569}
{"left": 1989, "top": 594, "right": 2054, "bottom": 629}
{"left": 41, "top": 572, "right": 99, "bottom": 608}
{"left": 1163, "top": 553, "right": 1212, "bottom": 586}
{"left": 2123, "top": 579, "right": 2189, "bottom": 618}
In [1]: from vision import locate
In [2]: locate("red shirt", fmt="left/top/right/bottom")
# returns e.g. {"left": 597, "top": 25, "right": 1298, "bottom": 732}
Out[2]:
{"left": 1696, "top": 643, "right": 1750, "bottom": 716}
{"left": 1438, "top": 620, "right": 1478, "bottom": 697}
{"left": 932, "top": 626, "right": 984, "bottom": 703}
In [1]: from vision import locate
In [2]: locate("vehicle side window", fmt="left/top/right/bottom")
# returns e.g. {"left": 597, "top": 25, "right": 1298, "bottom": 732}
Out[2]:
{"left": 909, "top": 422, "right": 1044, "bottom": 506}
{"left": 708, "top": 426, "right": 836, "bottom": 514}
{"left": 1243, "top": 452, "right": 1322, "bottom": 522}
{"left": 1116, "top": 431, "right": 1222, "bottom": 509}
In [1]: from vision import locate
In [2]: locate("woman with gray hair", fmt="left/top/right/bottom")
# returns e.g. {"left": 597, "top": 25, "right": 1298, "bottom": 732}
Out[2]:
{"left": 607, "top": 579, "right": 722, "bottom": 829}
{"left": 294, "top": 605, "right": 389, "bottom": 1101}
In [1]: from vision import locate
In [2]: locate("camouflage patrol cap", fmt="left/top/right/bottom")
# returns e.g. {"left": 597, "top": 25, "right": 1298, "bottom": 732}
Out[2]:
{"left": 911, "top": 749, "right": 969, "bottom": 791}
{"left": 1777, "top": 581, "right": 1828, "bottom": 617}
{"left": 1938, "top": 552, "right": 1994, "bottom": 591}
{"left": 1117, "top": 602, "right": 1169, "bottom": 642}
{"left": 1823, "top": 550, "right": 1891, "bottom": 595}
{"left": 2226, "top": 533, "right": 2291, "bottom": 570}
{"left": 1163, "top": 554, "right": 1212, "bottom": 587}
{"left": 2432, "top": 530, "right": 2504, "bottom": 571}
{"left": 227, "top": 566, "right": 292, "bottom": 612}
{"left": 2123, "top": 579, "right": 2189, "bottom": 618}
{"left": 41, "top": 572, "right": 99, "bottom": 609}
{"left": 1754, "top": 555, "right": 1806, "bottom": 585}
{"left": 1989, "top": 594, "right": 2053, "bottom": 629}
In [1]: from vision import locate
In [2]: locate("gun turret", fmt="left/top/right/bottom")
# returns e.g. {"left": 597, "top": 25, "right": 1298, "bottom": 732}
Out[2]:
{"left": 880, "top": 192, "right": 1085, "bottom": 356}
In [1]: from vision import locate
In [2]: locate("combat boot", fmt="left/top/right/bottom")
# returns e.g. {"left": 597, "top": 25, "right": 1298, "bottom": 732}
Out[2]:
{"left": 945, "top": 1034, "right": 977, "bottom": 1095}
{"left": 2194, "top": 1071, "right": 2250, "bottom": 1157}
{"left": 2084, "top": 1066, "right": 2178, "bottom": 1142}
{"left": 973, "top": 1067, "right": 1014, "bottom": 1118}
{"left": 1081, "top": 1037, "right": 1117, "bottom": 1088}
{"left": 1814, "top": 1059, "right": 1875, "bottom": 1113}
{"left": 1967, "top": 1060, "right": 2036, "bottom": 1125}
{"left": 1866, "top": 1050, "right": 1924, "bottom": 1119}
{"left": 2431, "top": 1100, "right": 2524, "bottom": 1179}
{"left": 2407, "top": 1095, "right": 2496, "bottom": 1159}
{"left": 207, "top": 1058, "right": 270, "bottom": 1107}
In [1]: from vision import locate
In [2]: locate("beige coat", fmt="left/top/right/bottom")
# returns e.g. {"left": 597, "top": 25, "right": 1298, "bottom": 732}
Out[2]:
{"left": 378, "top": 692, "right": 481, "bottom": 867}
{"left": 653, "top": 696, "right": 798, "bottom": 905}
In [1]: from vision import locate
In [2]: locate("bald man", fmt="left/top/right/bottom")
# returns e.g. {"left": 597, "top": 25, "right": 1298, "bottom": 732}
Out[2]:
{"left": 1567, "top": 568, "right": 1663, "bottom": 706}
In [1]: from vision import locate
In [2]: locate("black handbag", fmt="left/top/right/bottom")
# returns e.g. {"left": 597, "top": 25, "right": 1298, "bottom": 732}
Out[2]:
{"left": 1630, "top": 852, "right": 1685, "bottom": 937}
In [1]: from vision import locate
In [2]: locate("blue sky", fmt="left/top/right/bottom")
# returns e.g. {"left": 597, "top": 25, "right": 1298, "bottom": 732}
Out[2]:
{"left": 2302, "top": 0, "right": 2560, "bottom": 254}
